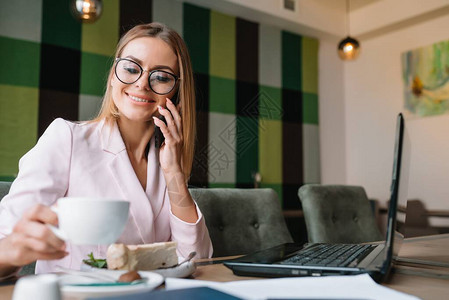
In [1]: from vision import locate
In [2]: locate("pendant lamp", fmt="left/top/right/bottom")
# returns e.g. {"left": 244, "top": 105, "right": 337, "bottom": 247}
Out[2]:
{"left": 71, "top": 0, "right": 103, "bottom": 23}
{"left": 338, "top": 0, "right": 360, "bottom": 60}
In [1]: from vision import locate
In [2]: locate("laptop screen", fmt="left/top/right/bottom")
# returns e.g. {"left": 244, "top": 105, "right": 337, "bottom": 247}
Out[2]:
{"left": 397, "top": 116, "right": 411, "bottom": 236}
{"left": 385, "top": 113, "right": 411, "bottom": 260}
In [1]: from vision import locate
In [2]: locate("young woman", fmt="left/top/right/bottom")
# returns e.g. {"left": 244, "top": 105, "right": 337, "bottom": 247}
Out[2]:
{"left": 0, "top": 22, "right": 213, "bottom": 277}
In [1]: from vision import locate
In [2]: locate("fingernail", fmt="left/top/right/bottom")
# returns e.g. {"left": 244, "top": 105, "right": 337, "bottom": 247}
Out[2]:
{"left": 158, "top": 105, "right": 163, "bottom": 110}
{"left": 166, "top": 98, "right": 173, "bottom": 103}
{"left": 152, "top": 116, "right": 159, "bottom": 124}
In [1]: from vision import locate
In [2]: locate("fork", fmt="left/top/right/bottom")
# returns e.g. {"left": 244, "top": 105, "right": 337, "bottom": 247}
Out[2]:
{"left": 158, "top": 251, "right": 197, "bottom": 269}
{"left": 178, "top": 251, "right": 197, "bottom": 266}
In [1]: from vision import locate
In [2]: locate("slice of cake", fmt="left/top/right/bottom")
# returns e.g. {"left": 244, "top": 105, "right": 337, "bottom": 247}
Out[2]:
{"left": 106, "top": 242, "right": 178, "bottom": 270}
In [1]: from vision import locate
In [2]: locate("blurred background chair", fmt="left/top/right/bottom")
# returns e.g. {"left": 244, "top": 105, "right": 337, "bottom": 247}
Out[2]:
{"left": 298, "top": 184, "right": 383, "bottom": 244}
{"left": 190, "top": 188, "right": 293, "bottom": 257}
{"left": 0, "top": 181, "right": 36, "bottom": 275}
{"left": 404, "top": 199, "right": 444, "bottom": 237}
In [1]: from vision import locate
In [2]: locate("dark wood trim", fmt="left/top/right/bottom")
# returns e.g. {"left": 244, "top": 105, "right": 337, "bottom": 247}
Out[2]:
{"left": 283, "top": 209, "right": 304, "bottom": 218}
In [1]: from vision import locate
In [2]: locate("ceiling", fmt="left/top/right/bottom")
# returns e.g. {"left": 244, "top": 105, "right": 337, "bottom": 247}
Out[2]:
{"left": 349, "top": 0, "right": 382, "bottom": 12}
{"left": 184, "top": 0, "right": 449, "bottom": 41}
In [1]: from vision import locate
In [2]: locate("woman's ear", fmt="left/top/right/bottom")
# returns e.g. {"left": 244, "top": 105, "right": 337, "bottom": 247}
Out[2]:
{"left": 109, "top": 71, "right": 116, "bottom": 87}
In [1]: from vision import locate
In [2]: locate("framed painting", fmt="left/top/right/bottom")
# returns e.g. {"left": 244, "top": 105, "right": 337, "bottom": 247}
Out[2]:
{"left": 402, "top": 40, "right": 449, "bottom": 117}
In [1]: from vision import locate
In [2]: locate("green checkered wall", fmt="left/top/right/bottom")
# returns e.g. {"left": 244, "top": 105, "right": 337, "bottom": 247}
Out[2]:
{"left": 0, "top": 0, "right": 319, "bottom": 209}
{"left": 180, "top": 3, "right": 320, "bottom": 208}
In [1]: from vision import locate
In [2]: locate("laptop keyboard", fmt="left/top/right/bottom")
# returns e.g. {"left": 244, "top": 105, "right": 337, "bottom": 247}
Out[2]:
{"left": 280, "top": 244, "right": 376, "bottom": 268}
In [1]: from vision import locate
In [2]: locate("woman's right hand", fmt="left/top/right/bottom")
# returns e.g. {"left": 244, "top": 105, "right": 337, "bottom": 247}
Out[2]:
{"left": 0, "top": 204, "right": 68, "bottom": 268}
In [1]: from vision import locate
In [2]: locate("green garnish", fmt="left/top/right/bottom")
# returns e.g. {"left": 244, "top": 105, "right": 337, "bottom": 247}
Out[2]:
{"left": 83, "top": 252, "right": 107, "bottom": 269}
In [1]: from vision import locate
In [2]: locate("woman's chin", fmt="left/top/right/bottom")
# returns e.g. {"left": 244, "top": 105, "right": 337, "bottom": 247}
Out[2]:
{"left": 120, "top": 113, "right": 155, "bottom": 124}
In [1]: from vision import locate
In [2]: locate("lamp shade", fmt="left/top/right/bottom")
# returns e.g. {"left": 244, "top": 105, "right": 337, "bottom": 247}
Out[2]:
{"left": 338, "top": 36, "right": 360, "bottom": 61}
{"left": 70, "top": 0, "right": 102, "bottom": 23}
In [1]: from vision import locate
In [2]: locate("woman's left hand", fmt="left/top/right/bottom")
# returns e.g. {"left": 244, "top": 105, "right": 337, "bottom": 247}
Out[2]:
{"left": 153, "top": 98, "right": 183, "bottom": 176}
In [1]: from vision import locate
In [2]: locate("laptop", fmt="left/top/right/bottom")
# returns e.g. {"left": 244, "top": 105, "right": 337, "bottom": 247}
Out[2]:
{"left": 224, "top": 113, "right": 409, "bottom": 283}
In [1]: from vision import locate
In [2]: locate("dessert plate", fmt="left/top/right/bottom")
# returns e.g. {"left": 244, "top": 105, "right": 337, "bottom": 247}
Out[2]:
{"left": 81, "top": 257, "right": 197, "bottom": 278}
{"left": 59, "top": 270, "right": 164, "bottom": 298}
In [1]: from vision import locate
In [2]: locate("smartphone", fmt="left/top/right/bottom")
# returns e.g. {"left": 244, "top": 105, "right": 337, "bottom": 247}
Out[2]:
{"left": 155, "top": 91, "right": 179, "bottom": 148}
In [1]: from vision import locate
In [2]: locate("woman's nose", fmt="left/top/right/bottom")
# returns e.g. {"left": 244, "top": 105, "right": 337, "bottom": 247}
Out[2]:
{"left": 134, "top": 71, "right": 150, "bottom": 90}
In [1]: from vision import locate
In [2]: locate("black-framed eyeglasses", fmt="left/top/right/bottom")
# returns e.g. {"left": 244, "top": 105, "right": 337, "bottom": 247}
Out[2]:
{"left": 114, "top": 58, "right": 180, "bottom": 95}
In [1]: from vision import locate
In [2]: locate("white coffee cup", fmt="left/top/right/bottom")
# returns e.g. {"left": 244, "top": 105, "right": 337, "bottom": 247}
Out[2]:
{"left": 13, "top": 274, "right": 61, "bottom": 300}
{"left": 50, "top": 197, "right": 130, "bottom": 245}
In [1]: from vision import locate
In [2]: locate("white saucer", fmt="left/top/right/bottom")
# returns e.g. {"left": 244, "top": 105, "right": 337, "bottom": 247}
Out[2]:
{"left": 81, "top": 259, "right": 196, "bottom": 278}
{"left": 59, "top": 271, "right": 164, "bottom": 298}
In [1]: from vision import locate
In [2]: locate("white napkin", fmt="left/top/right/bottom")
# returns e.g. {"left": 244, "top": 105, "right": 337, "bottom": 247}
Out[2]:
{"left": 165, "top": 274, "right": 420, "bottom": 300}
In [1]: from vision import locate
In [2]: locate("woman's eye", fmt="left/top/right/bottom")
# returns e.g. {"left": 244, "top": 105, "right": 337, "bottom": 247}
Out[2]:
{"left": 124, "top": 67, "right": 140, "bottom": 74}
{"left": 155, "top": 75, "right": 170, "bottom": 83}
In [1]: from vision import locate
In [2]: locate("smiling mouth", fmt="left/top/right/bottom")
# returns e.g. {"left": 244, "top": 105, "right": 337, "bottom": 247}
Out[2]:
{"left": 128, "top": 94, "right": 154, "bottom": 103}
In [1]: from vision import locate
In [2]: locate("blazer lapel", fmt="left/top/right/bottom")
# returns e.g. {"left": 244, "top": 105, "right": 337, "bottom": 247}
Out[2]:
{"left": 101, "top": 120, "right": 155, "bottom": 244}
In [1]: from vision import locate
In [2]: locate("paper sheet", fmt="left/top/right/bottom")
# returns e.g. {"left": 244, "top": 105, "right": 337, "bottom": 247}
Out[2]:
{"left": 165, "top": 274, "right": 420, "bottom": 300}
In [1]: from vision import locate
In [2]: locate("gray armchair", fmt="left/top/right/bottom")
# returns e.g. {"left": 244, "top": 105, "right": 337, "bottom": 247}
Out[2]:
{"left": 298, "top": 184, "right": 383, "bottom": 244}
{"left": 0, "top": 181, "right": 11, "bottom": 201}
{"left": 190, "top": 188, "right": 293, "bottom": 257}
{"left": 0, "top": 181, "right": 36, "bottom": 275}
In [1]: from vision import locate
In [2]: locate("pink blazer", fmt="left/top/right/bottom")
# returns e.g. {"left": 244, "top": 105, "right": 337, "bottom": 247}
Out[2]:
{"left": 0, "top": 118, "right": 213, "bottom": 273}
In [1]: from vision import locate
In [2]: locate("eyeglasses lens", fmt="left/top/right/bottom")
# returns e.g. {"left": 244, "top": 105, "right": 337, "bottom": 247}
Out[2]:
{"left": 116, "top": 59, "right": 176, "bottom": 95}
{"left": 116, "top": 59, "right": 141, "bottom": 84}
{"left": 149, "top": 71, "right": 176, "bottom": 94}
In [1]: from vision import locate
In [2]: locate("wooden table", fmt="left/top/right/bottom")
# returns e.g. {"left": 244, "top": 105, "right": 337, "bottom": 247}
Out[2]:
{"left": 382, "top": 234, "right": 449, "bottom": 299}
{"left": 1, "top": 234, "right": 449, "bottom": 300}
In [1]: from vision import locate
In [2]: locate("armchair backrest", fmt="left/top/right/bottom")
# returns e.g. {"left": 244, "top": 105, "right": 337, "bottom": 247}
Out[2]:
{"left": 298, "top": 184, "right": 383, "bottom": 244}
{"left": 0, "top": 180, "right": 36, "bottom": 274}
{"left": 0, "top": 181, "right": 11, "bottom": 201}
{"left": 190, "top": 188, "right": 293, "bottom": 257}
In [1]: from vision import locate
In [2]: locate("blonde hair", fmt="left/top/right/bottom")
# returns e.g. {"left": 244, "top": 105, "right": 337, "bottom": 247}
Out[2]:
{"left": 93, "top": 22, "right": 196, "bottom": 179}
